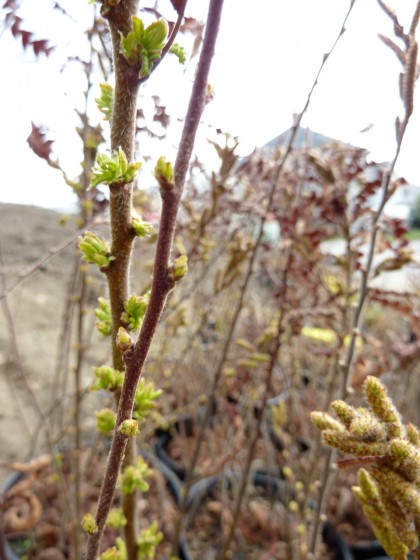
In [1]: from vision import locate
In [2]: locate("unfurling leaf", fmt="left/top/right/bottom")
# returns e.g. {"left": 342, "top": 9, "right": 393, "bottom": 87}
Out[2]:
{"left": 100, "top": 538, "right": 126, "bottom": 560}
{"left": 78, "top": 231, "right": 115, "bottom": 268}
{"left": 96, "top": 408, "right": 117, "bottom": 433}
{"left": 95, "top": 83, "right": 114, "bottom": 121}
{"left": 91, "top": 365, "right": 123, "bottom": 392}
{"left": 89, "top": 147, "right": 141, "bottom": 189}
{"left": 169, "top": 43, "right": 186, "bottom": 64}
{"left": 119, "top": 457, "right": 151, "bottom": 495}
{"left": 119, "top": 16, "right": 169, "bottom": 77}
{"left": 134, "top": 379, "right": 162, "bottom": 421}
{"left": 132, "top": 215, "right": 155, "bottom": 238}
{"left": 106, "top": 509, "right": 127, "bottom": 530}
{"left": 137, "top": 522, "right": 164, "bottom": 560}
{"left": 95, "top": 298, "right": 112, "bottom": 336}
{"left": 121, "top": 293, "right": 150, "bottom": 331}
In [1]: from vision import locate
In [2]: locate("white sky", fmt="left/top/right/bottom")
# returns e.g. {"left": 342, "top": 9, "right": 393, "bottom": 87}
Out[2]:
{"left": 1, "top": 0, "right": 420, "bottom": 209}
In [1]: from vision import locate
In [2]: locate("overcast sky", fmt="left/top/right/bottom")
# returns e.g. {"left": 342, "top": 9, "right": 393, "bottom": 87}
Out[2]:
{"left": 1, "top": 0, "right": 419, "bottom": 209}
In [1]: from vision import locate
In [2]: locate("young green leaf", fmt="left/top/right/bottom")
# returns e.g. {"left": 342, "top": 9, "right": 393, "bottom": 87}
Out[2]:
{"left": 95, "top": 83, "right": 114, "bottom": 121}
{"left": 119, "top": 457, "right": 151, "bottom": 495}
{"left": 121, "top": 293, "right": 150, "bottom": 331}
{"left": 79, "top": 232, "right": 115, "bottom": 268}
{"left": 89, "top": 147, "right": 141, "bottom": 189}
{"left": 137, "top": 522, "right": 164, "bottom": 560}
{"left": 169, "top": 43, "right": 186, "bottom": 64}
{"left": 132, "top": 215, "right": 155, "bottom": 238}
{"left": 95, "top": 297, "right": 112, "bottom": 336}
{"left": 134, "top": 378, "right": 162, "bottom": 421}
{"left": 91, "top": 365, "right": 123, "bottom": 392}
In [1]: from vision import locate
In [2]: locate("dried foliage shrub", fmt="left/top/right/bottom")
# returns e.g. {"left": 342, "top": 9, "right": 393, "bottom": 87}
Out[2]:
{"left": 2, "top": 0, "right": 420, "bottom": 559}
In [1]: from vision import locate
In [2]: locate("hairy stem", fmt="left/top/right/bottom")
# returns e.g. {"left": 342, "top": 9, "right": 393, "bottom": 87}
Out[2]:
{"left": 85, "top": 1, "right": 224, "bottom": 557}
{"left": 99, "top": 4, "right": 141, "bottom": 559}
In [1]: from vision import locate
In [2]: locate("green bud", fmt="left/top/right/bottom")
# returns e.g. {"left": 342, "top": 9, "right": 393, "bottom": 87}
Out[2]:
{"left": 235, "top": 338, "right": 256, "bottom": 352}
{"left": 139, "top": 49, "right": 152, "bottom": 78}
{"left": 134, "top": 378, "right": 162, "bottom": 422}
{"left": 236, "top": 358, "right": 259, "bottom": 369}
{"left": 96, "top": 408, "right": 117, "bottom": 433}
{"left": 119, "top": 419, "right": 139, "bottom": 437}
{"left": 116, "top": 326, "right": 133, "bottom": 353}
{"left": 100, "top": 538, "right": 127, "bottom": 560}
{"left": 119, "top": 457, "right": 151, "bottom": 495}
{"left": 106, "top": 508, "right": 127, "bottom": 529}
{"left": 331, "top": 400, "right": 358, "bottom": 428}
{"left": 357, "top": 468, "right": 380, "bottom": 503}
{"left": 364, "top": 376, "right": 404, "bottom": 438}
{"left": 282, "top": 466, "right": 293, "bottom": 479}
{"left": 349, "top": 412, "right": 387, "bottom": 442}
{"left": 95, "top": 83, "right": 113, "bottom": 121}
{"left": 121, "top": 293, "right": 149, "bottom": 331}
{"left": 250, "top": 352, "right": 271, "bottom": 363}
{"left": 406, "top": 423, "right": 420, "bottom": 446}
{"left": 154, "top": 156, "right": 174, "bottom": 189}
{"left": 132, "top": 215, "right": 155, "bottom": 238}
{"left": 322, "top": 431, "right": 388, "bottom": 456}
{"left": 289, "top": 501, "right": 299, "bottom": 512}
{"left": 311, "top": 411, "right": 345, "bottom": 432}
{"left": 173, "top": 255, "right": 188, "bottom": 280}
{"left": 95, "top": 297, "right": 112, "bottom": 336}
{"left": 100, "top": 548, "right": 119, "bottom": 560}
{"left": 89, "top": 147, "right": 141, "bottom": 189}
{"left": 79, "top": 231, "right": 115, "bottom": 268}
{"left": 131, "top": 15, "right": 145, "bottom": 42}
{"left": 119, "top": 28, "right": 140, "bottom": 65}
{"left": 169, "top": 43, "right": 186, "bottom": 64}
{"left": 142, "top": 19, "right": 169, "bottom": 52}
{"left": 137, "top": 521, "right": 163, "bottom": 560}
{"left": 91, "top": 365, "right": 123, "bottom": 392}
{"left": 82, "top": 513, "right": 98, "bottom": 534}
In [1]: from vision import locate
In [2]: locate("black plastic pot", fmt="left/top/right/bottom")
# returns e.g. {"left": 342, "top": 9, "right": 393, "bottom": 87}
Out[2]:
{"left": 179, "top": 470, "right": 290, "bottom": 560}
{"left": 350, "top": 541, "right": 388, "bottom": 560}
{"left": 180, "top": 470, "right": 358, "bottom": 560}
{"left": 322, "top": 522, "right": 354, "bottom": 560}
{"left": 154, "top": 416, "right": 195, "bottom": 481}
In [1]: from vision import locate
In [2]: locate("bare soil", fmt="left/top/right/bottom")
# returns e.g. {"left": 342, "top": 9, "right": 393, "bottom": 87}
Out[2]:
{"left": 0, "top": 203, "right": 108, "bottom": 483}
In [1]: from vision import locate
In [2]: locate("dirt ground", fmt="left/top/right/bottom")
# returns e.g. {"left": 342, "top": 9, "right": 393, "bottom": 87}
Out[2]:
{"left": 0, "top": 203, "right": 109, "bottom": 484}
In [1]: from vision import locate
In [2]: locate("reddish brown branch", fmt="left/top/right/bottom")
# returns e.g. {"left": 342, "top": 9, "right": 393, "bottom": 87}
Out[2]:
{"left": 84, "top": 1, "right": 224, "bottom": 557}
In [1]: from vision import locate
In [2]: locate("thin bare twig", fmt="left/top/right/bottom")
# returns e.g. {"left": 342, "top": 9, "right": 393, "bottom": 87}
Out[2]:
{"left": 0, "top": 226, "right": 91, "bottom": 302}
{"left": 309, "top": 2, "right": 420, "bottom": 554}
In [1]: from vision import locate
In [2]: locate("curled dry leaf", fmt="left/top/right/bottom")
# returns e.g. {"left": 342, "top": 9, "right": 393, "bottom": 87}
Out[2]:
{"left": 27, "top": 123, "right": 54, "bottom": 162}
{"left": 3, "top": 489, "right": 43, "bottom": 532}
{"left": 0, "top": 453, "right": 52, "bottom": 473}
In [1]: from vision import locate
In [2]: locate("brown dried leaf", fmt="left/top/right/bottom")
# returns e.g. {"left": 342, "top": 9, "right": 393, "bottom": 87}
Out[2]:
{"left": 10, "top": 15, "right": 21, "bottom": 36}
{"left": 3, "top": 491, "right": 43, "bottom": 532}
{"left": 20, "top": 29, "right": 33, "bottom": 49}
{"left": 170, "top": 0, "right": 185, "bottom": 14}
{"left": 32, "top": 39, "right": 53, "bottom": 57}
{"left": 27, "top": 123, "right": 54, "bottom": 161}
